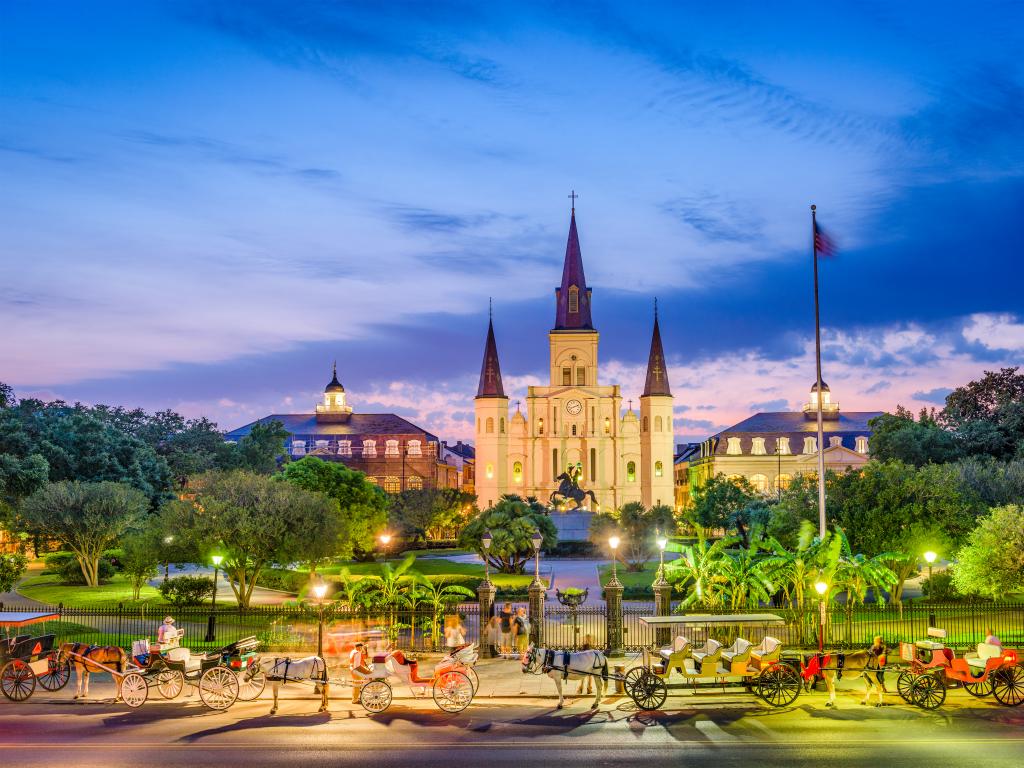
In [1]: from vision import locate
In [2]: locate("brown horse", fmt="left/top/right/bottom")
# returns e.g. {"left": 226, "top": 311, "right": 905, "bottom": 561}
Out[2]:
{"left": 59, "top": 642, "right": 128, "bottom": 699}
{"left": 801, "top": 650, "right": 886, "bottom": 707}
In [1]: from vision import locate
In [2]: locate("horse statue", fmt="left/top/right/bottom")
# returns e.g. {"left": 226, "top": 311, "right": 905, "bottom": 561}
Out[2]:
{"left": 58, "top": 642, "right": 128, "bottom": 700}
{"left": 549, "top": 471, "right": 599, "bottom": 510}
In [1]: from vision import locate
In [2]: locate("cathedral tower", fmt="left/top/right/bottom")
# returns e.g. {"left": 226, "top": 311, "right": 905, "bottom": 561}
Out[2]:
{"left": 548, "top": 205, "right": 599, "bottom": 389}
{"left": 639, "top": 305, "right": 675, "bottom": 508}
{"left": 474, "top": 311, "right": 509, "bottom": 510}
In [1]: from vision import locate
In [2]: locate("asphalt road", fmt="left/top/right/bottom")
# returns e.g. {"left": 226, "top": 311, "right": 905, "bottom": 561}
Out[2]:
{"left": 3, "top": 686, "right": 1024, "bottom": 767}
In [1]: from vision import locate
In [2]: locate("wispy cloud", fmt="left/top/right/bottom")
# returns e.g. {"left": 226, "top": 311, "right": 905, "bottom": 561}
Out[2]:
{"left": 661, "top": 191, "right": 764, "bottom": 242}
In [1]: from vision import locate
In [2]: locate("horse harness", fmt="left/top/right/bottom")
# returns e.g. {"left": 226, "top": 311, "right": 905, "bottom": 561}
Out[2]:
{"left": 538, "top": 649, "right": 605, "bottom": 682}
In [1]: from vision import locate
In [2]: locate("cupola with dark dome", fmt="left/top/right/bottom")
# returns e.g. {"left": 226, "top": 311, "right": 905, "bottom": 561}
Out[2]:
{"left": 316, "top": 362, "right": 353, "bottom": 422}
{"left": 804, "top": 379, "right": 840, "bottom": 420}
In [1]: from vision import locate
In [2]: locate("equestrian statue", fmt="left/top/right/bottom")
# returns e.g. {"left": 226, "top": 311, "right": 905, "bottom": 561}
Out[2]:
{"left": 549, "top": 465, "right": 599, "bottom": 511}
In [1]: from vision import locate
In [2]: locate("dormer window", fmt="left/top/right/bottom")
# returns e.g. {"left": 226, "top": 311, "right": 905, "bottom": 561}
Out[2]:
{"left": 829, "top": 436, "right": 843, "bottom": 448}
{"left": 856, "top": 436, "right": 869, "bottom": 454}
{"left": 751, "top": 437, "right": 766, "bottom": 455}
{"left": 407, "top": 439, "right": 422, "bottom": 456}
{"left": 363, "top": 439, "right": 377, "bottom": 457}
{"left": 385, "top": 439, "right": 399, "bottom": 456}
{"left": 726, "top": 437, "right": 742, "bottom": 455}
{"left": 338, "top": 440, "right": 352, "bottom": 457}
{"left": 803, "top": 437, "right": 817, "bottom": 454}
{"left": 291, "top": 439, "right": 306, "bottom": 456}
{"left": 777, "top": 437, "right": 791, "bottom": 455}
{"left": 568, "top": 285, "right": 579, "bottom": 314}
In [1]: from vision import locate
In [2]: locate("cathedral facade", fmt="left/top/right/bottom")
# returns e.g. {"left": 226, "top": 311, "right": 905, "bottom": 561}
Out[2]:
{"left": 474, "top": 207, "right": 675, "bottom": 512}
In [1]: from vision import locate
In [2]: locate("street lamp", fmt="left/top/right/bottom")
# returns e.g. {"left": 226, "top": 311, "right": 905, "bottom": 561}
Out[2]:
{"left": 531, "top": 530, "right": 543, "bottom": 585}
{"left": 205, "top": 554, "right": 224, "bottom": 642}
{"left": 312, "top": 581, "right": 328, "bottom": 657}
{"left": 378, "top": 533, "right": 392, "bottom": 560}
{"left": 608, "top": 535, "right": 621, "bottom": 586}
{"left": 162, "top": 535, "right": 174, "bottom": 582}
{"left": 481, "top": 531, "right": 493, "bottom": 585}
{"left": 814, "top": 580, "right": 828, "bottom": 653}
{"left": 656, "top": 530, "right": 668, "bottom": 582}
{"left": 923, "top": 550, "right": 937, "bottom": 588}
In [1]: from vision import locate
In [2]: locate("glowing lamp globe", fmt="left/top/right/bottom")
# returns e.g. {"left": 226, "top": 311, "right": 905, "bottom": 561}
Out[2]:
{"left": 211, "top": 555, "right": 223, "bottom": 567}
{"left": 923, "top": 551, "right": 937, "bottom": 564}
{"left": 608, "top": 536, "right": 621, "bottom": 551}
{"left": 814, "top": 581, "right": 828, "bottom": 596}
{"left": 312, "top": 583, "right": 327, "bottom": 601}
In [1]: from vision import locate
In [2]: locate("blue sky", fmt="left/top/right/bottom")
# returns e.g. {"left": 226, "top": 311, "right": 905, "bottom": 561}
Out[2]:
{"left": 2, "top": 1, "right": 1023, "bottom": 441}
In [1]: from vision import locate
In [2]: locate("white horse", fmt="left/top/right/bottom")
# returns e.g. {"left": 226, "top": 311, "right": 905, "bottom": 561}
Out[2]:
{"left": 258, "top": 655, "right": 330, "bottom": 714}
{"left": 522, "top": 644, "right": 608, "bottom": 709}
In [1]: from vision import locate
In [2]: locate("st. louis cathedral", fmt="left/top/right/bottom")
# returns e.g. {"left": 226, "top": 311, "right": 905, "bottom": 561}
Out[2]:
{"left": 474, "top": 205, "right": 675, "bottom": 512}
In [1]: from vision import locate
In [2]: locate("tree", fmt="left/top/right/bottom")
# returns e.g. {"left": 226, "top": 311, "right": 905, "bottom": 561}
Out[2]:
{"left": 19, "top": 481, "right": 148, "bottom": 586}
{"left": 952, "top": 505, "right": 1024, "bottom": 598}
{"left": 118, "top": 531, "right": 162, "bottom": 600}
{"left": 278, "top": 457, "right": 388, "bottom": 565}
{"left": 767, "top": 474, "right": 819, "bottom": 548}
{"left": 942, "top": 368, "right": 1024, "bottom": 460}
{"left": 166, "top": 470, "right": 339, "bottom": 607}
{"left": 389, "top": 488, "right": 474, "bottom": 544}
{"left": 0, "top": 382, "right": 14, "bottom": 409}
{"left": 458, "top": 496, "right": 557, "bottom": 574}
{"left": 690, "top": 474, "right": 761, "bottom": 545}
{"left": 418, "top": 578, "right": 475, "bottom": 649}
{"left": 222, "top": 420, "right": 291, "bottom": 474}
{"left": 868, "top": 407, "right": 960, "bottom": 466}
{"left": 829, "top": 528, "right": 900, "bottom": 606}
{"left": 717, "top": 539, "right": 774, "bottom": 609}
{"left": 0, "top": 552, "right": 27, "bottom": 592}
{"left": 953, "top": 457, "right": 1024, "bottom": 508}
{"left": 664, "top": 536, "right": 731, "bottom": 609}
{"left": 351, "top": 554, "right": 419, "bottom": 638}
{"left": 589, "top": 502, "right": 675, "bottom": 571}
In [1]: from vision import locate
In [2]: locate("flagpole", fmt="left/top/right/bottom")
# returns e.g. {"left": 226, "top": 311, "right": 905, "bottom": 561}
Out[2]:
{"left": 811, "top": 204, "right": 827, "bottom": 540}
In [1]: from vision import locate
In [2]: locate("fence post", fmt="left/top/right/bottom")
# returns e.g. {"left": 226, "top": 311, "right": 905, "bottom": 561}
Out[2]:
{"left": 605, "top": 580, "right": 624, "bottom": 657}
{"left": 477, "top": 579, "right": 496, "bottom": 658}
{"left": 652, "top": 578, "right": 672, "bottom": 648}
{"left": 528, "top": 579, "right": 545, "bottom": 647}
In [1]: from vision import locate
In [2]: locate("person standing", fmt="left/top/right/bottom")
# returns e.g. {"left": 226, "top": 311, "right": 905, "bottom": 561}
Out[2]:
{"left": 444, "top": 615, "right": 467, "bottom": 650}
{"left": 512, "top": 606, "right": 531, "bottom": 654}
{"left": 485, "top": 615, "right": 502, "bottom": 657}
{"left": 348, "top": 641, "right": 371, "bottom": 704}
{"left": 499, "top": 603, "right": 514, "bottom": 654}
{"left": 866, "top": 635, "right": 887, "bottom": 695}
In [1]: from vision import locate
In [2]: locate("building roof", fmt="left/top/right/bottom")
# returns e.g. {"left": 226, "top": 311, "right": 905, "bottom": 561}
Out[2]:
{"left": 476, "top": 317, "right": 506, "bottom": 398}
{"left": 225, "top": 413, "right": 439, "bottom": 441}
{"left": 674, "top": 442, "right": 700, "bottom": 463}
{"left": 642, "top": 308, "right": 671, "bottom": 397}
{"left": 553, "top": 209, "right": 594, "bottom": 331}
{"left": 325, "top": 362, "right": 345, "bottom": 393}
{"left": 443, "top": 440, "right": 476, "bottom": 460}
{"left": 721, "top": 411, "right": 881, "bottom": 435}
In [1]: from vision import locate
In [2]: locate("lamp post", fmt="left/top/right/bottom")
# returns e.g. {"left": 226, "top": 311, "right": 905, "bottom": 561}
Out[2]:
{"left": 923, "top": 550, "right": 937, "bottom": 589}
{"left": 531, "top": 530, "right": 543, "bottom": 585}
{"left": 312, "top": 581, "right": 328, "bottom": 657}
{"left": 477, "top": 531, "right": 496, "bottom": 657}
{"left": 378, "top": 533, "right": 392, "bottom": 561}
{"left": 205, "top": 554, "right": 224, "bottom": 642}
{"left": 528, "top": 530, "right": 545, "bottom": 646}
{"left": 162, "top": 535, "right": 174, "bottom": 582}
{"left": 653, "top": 531, "right": 672, "bottom": 647}
{"left": 814, "top": 580, "right": 828, "bottom": 653}
{"left": 608, "top": 536, "right": 621, "bottom": 586}
{"left": 656, "top": 531, "right": 668, "bottom": 582}
{"left": 606, "top": 535, "right": 624, "bottom": 656}
{"left": 481, "top": 531, "right": 493, "bottom": 587}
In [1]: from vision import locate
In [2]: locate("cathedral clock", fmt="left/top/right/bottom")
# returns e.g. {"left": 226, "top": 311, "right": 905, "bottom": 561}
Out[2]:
{"left": 565, "top": 398, "right": 583, "bottom": 415}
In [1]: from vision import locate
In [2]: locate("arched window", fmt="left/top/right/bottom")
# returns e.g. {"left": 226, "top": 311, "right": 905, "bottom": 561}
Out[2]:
{"left": 365, "top": 476, "right": 378, "bottom": 485}
{"left": 538, "top": 418, "right": 544, "bottom": 435}
{"left": 626, "top": 461, "right": 636, "bottom": 482}
{"left": 803, "top": 436, "right": 817, "bottom": 454}
{"left": 775, "top": 474, "right": 792, "bottom": 492}
{"left": 476, "top": 417, "right": 480, "bottom": 432}
{"left": 291, "top": 440, "right": 306, "bottom": 456}
{"left": 485, "top": 417, "right": 494, "bottom": 434}
{"left": 568, "top": 285, "right": 579, "bottom": 313}
{"left": 383, "top": 476, "right": 401, "bottom": 493}
{"left": 562, "top": 367, "right": 572, "bottom": 385}
{"left": 750, "top": 473, "right": 768, "bottom": 493}
{"left": 590, "top": 448, "right": 596, "bottom": 482}
{"left": 642, "top": 416, "right": 649, "bottom": 432}
{"left": 855, "top": 436, "right": 869, "bottom": 454}
{"left": 485, "top": 463, "right": 494, "bottom": 479}
{"left": 338, "top": 440, "right": 352, "bottom": 456}
{"left": 726, "top": 437, "right": 742, "bottom": 455}
{"left": 571, "top": 424, "right": 577, "bottom": 436}
{"left": 406, "top": 476, "right": 423, "bottom": 490}
{"left": 655, "top": 416, "right": 663, "bottom": 432}
{"left": 512, "top": 461, "right": 523, "bottom": 483}
{"left": 500, "top": 417, "right": 505, "bottom": 434}
{"left": 603, "top": 417, "right": 610, "bottom": 434}
{"left": 829, "top": 436, "right": 843, "bottom": 448}
{"left": 654, "top": 460, "right": 664, "bottom": 477}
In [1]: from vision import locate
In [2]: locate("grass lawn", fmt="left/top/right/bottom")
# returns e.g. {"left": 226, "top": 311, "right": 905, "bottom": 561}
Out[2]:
{"left": 597, "top": 560, "right": 662, "bottom": 590}
{"left": 17, "top": 572, "right": 171, "bottom": 608}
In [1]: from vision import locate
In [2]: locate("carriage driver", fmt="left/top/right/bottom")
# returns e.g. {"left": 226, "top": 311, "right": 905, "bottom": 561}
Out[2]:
{"left": 157, "top": 616, "right": 181, "bottom": 648}
{"left": 349, "top": 641, "right": 372, "bottom": 704}
{"left": 867, "top": 635, "right": 887, "bottom": 692}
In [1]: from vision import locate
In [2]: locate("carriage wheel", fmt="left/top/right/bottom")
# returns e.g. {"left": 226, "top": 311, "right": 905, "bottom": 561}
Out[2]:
{"left": 962, "top": 678, "right": 994, "bottom": 698}
{"left": 622, "top": 667, "right": 648, "bottom": 699}
{"left": 360, "top": 680, "right": 393, "bottom": 713}
{"left": 199, "top": 666, "right": 239, "bottom": 710}
{"left": 629, "top": 670, "right": 668, "bottom": 711}
{"left": 120, "top": 672, "right": 149, "bottom": 708}
{"left": 432, "top": 670, "right": 474, "bottom": 713}
{"left": 757, "top": 665, "right": 802, "bottom": 708}
{"left": 463, "top": 665, "right": 480, "bottom": 693}
{"left": 37, "top": 653, "right": 71, "bottom": 692}
{"left": 0, "top": 659, "right": 36, "bottom": 702}
{"left": 910, "top": 673, "right": 946, "bottom": 710}
{"left": 896, "top": 671, "right": 918, "bottom": 704}
{"left": 236, "top": 667, "right": 267, "bottom": 701}
{"left": 156, "top": 669, "right": 185, "bottom": 699}
{"left": 991, "top": 666, "right": 1024, "bottom": 707}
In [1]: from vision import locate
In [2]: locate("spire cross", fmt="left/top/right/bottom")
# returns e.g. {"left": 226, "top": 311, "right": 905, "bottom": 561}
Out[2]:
{"left": 515, "top": 399, "right": 521, "bottom": 412}
{"left": 332, "top": 360, "right": 337, "bottom": 377}
{"left": 568, "top": 189, "right": 578, "bottom": 212}
{"left": 485, "top": 365, "right": 496, "bottom": 384}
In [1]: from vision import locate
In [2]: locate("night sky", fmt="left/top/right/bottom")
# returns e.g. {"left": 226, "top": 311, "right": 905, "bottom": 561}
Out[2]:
{"left": 2, "top": 2, "right": 1023, "bottom": 442}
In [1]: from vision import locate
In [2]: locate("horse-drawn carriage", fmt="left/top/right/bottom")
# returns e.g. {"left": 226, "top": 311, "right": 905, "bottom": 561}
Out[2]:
{"left": 358, "top": 643, "right": 478, "bottom": 713}
{"left": 627, "top": 614, "right": 803, "bottom": 710}
{"left": 895, "top": 627, "right": 1024, "bottom": 709}
{"left": 0, "top": 612, "right": 70, "bottom": 702}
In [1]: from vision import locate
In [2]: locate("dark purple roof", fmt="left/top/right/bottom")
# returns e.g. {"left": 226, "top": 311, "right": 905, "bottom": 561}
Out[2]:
{"left": 476, "top": 318, "right": 506, "bottom": 398}
{"left": 642, "top": 311, "right": 671, "bottom": 396}
{"left": 553, "top": 210, "right": 594, "bottom": 330}
{"left": 225, "top": 413, "right": 438, "bottom": 441}
{"left": 710, "top": 411, "right": 883, "bottom": 455}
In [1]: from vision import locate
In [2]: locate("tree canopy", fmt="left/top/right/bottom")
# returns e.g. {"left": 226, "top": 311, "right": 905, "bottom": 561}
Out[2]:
{"left": 388, "top": 487, "right": 474, "bottom": 543}
{"left": 458, "top": 495, "right": 557, "bottom": 574}
{"left": 868, "top": 407, "right": 961, "bottom": 466}
{"left": 589, "top": 501, "right": 675, "bottom": 571}
{"left": 952, "top": 505, "right": 1024, "bottom": 598}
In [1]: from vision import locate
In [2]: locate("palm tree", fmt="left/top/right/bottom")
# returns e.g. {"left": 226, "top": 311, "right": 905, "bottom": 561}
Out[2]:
{"left": 352, "top": 554, "right": 420, "bottom": 641}
{"left": 418, "top": 578, "right": 476, "bottom": 650}
{"left": 718, "top": 539, "right": 774, "bottom": 609}
{"left": 831, "top": 528, "right": 901, "bottom": 606}
{"left": 665, "top": 536, "right": 732, "bottom": 609}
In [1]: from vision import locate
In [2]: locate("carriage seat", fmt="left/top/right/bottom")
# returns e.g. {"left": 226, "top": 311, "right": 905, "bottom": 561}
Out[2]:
{"left": 721, "top": 638, "right": 753, "bottom": 667}
{"left": 691, "top": 638, "right": 722, "bottom": 664}
{"left": 750, "top": 636, "right": 782, "bottom": 668}
{"left": 682, "top": 645, "right": 725, "bottom": 677}
{"left": 659, "top": 635, "right": 691, "bottom": 662}
{"left": 965, "top": 643, "right": 1003, "bottom": 671}
{"left": 164, "top": 645, "right": 202, "bottom": 673}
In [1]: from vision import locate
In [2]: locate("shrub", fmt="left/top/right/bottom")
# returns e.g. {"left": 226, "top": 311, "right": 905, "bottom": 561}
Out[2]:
{"left": 158, "top": 575, "right": 215, "bottom": 606}
{"left": 43, "top": 551, "right": 77, "bottom": 574}
{"left": 0, "top": 553, "right": 28, "bottom": 592}
{"left": 922, "top": 571, "right": 961, "bottom": 601}
{"left": 58, "top": 557, "right": 116, "bottom": 585}
{"left": 258, "top": 568, "right": 310, "bottom": 594}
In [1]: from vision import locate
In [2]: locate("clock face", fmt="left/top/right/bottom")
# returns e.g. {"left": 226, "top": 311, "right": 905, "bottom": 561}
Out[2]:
{"left": 565, "top": 399, "right": 583, "bottom": 415}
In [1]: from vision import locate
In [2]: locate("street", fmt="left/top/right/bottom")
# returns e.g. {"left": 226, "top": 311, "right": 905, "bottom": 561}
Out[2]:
{"left": 3, "top": 683, "right": 1024, "bottom": 767}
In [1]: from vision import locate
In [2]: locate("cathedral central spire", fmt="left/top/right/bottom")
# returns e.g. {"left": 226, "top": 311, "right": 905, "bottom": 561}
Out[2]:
{"left": 554, "top": 204, "right": 594, "bottom": 331}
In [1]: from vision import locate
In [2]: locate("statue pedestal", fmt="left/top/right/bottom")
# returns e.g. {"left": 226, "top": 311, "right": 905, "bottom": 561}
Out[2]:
{"left": 547, "top": 508, "right": 595, "bottom": 543}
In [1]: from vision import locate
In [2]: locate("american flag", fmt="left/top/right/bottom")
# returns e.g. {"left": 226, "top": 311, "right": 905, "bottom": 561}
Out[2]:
{"left": 814, "top": 221, "right": 837, "bottom": 257}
